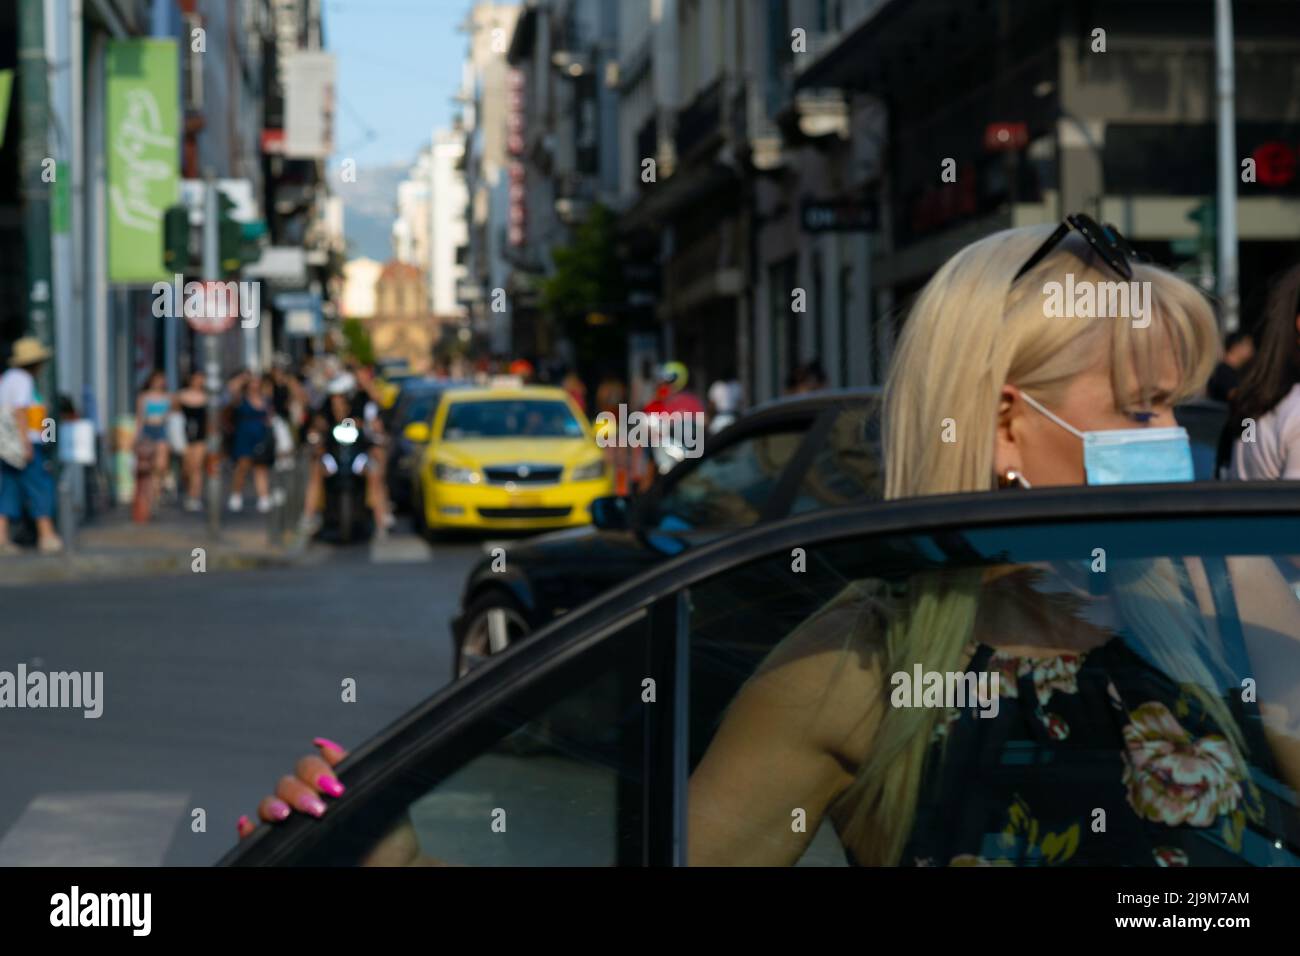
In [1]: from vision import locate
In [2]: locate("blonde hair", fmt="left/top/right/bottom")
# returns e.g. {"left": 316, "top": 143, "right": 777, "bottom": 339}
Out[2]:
{"left": 832, "top": 225, "right": 1240, "bottom": 865}
{"left": 882, "top": 225, "right": 1219, "bottom": 498}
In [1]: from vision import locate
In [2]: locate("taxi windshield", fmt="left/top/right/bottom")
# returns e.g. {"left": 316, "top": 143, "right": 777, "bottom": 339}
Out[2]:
{"left": 442, "top": 399, "right": 584, "bottom": 440}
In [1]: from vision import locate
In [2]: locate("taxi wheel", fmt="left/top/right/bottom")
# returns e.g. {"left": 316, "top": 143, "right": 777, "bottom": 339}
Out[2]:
{"left": 412, "top": 484, "right": 436, "bottom": 542}
{"left": 456, "top": 592, "right": 530, "bottom": 680}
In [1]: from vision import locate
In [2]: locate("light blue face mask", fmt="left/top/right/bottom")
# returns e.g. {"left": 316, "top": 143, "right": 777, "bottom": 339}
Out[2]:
{"left": 1019, "top": 392, "right": 1194, "bottom": 485}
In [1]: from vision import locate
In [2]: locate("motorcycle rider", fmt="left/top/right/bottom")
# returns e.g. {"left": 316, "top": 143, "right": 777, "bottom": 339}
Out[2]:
{"left": 642, "top": 361, "right": 706, "bottom": 477}
{"left": 298, "top": 372, "right": 393, "bottom": 540}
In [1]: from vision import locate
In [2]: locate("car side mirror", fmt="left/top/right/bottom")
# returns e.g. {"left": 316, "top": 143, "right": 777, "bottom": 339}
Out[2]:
{"left": 589, "top": 494, "right": 630, "bottom": 531}
{"left": 403, "top": 422, "right": 431, "bottom": 443}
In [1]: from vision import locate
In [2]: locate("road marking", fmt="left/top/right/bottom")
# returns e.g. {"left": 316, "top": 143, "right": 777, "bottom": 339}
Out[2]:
{"left": 370, "top": 534, "right": 433, "bottom": 564}
{"left": 0, "top": 791, "right": 189, "bottom": 866}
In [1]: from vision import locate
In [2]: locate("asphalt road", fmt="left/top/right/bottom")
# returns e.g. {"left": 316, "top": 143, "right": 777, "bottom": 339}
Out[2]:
{"left": 0, "top": 530, "right": 482, "bottom": 866}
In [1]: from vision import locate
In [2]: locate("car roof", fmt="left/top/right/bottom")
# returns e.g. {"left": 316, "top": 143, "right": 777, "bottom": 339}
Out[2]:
{"left": 396, "top": 378, "right": 470, "bottom": 395}
{"left": 441, "top": 385, "right": 572, "bottom": 403}
{"left": 747, "top": 385, "right": 881, "bottom": 418}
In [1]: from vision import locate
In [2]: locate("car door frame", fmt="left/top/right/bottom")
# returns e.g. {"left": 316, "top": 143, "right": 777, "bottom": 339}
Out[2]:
{"left": 220, "top": 480, "right": 1300, "bottom": 867}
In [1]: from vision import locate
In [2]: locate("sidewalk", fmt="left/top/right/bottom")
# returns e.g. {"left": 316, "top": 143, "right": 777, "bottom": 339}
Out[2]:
{"left": 0, "top": 504, "right": 325, "bottom": 587}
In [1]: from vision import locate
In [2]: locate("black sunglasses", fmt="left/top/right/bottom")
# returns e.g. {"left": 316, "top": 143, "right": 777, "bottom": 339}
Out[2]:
{"left": 1012, "top": 212, "right": 1151, "bottom": 284}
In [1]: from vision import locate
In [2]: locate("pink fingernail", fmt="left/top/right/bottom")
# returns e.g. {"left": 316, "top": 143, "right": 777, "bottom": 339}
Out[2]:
{"left": 317, "top": 775, "right": 345, "bottom": 798}
{"left": 236, "top": 814, "right": 250, "bottom": 833}
{"left": 268, "top": 799, "right": 292, "bottom": 821}
{"left": 296, "top": 793, "right": 327, "bottom": 818}
{"left": 313, "top": 737, "right": 344, "bottom": 753}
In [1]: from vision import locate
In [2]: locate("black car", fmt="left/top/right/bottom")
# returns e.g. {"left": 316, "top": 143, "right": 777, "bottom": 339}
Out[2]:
{"left": 449, "top": 388, "right": 885, "bottom": 678}
{"left": 223, "top": 481, "right": 1300, "bottom": 867}
{"left": 385, "top": 379, "right": 470, "bottom": 514}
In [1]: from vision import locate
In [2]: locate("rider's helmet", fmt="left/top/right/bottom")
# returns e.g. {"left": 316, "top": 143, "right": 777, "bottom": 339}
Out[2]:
{"left": 658, "top": 361, "right": 689, "bottom": 394}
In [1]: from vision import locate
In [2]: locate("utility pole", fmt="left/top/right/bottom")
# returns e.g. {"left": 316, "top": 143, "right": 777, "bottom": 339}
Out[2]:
{"left": 203, "top": 170, "right": 223, "bottom": 537}
{"left": 19, "top": 0, "right": 70, "bottom": 543}
{"left": 1215, "top": 0, "right": 1240, "bottom": 334}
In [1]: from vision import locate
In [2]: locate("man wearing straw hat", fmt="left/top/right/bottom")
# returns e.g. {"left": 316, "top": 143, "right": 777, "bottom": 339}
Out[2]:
{"left": 0, "top": 336, "right": 64, "bottom": 554}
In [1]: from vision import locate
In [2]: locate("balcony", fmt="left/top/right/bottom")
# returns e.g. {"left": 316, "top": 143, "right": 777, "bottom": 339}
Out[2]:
{"left": 674, "top": 77, "right": 724, "bottom": 163}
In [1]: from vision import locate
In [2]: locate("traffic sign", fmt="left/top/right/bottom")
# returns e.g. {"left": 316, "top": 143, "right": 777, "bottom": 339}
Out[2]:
{"left": 184, "top": 281, "right": 241, "bottom": 335}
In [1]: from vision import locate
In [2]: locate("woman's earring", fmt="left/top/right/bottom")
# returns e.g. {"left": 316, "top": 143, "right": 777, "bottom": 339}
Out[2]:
{"left": 997, "top": 469, "right": 1032, "bottom": 489}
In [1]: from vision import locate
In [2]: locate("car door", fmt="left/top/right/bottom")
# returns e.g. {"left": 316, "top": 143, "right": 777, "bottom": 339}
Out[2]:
{"left": 223, "top": 482, "right": 1300, "bottom": 867}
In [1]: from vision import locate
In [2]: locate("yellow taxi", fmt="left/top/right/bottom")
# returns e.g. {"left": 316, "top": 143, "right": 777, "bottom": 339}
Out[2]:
{"left": 408, "top": 385, "right": 613, "bottom": 533}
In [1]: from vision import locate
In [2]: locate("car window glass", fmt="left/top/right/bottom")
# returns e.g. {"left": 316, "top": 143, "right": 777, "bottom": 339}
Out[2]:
{"left": 652, "top": 428, "right": 806, "bottom": 531}
{"left": 788, "top": 405, "right": 883, "bottom": 515}
{"left": 685, "top": 515, "right": 1300, "bottom": 867}
{"left": 402, "top": 392, "right": 441, "bottom": 427}
{"left": 443, "top": 400, "right": 583, "bottom": 440}
{"left": 292, "top": 613, "right": 652, "bottom": 866}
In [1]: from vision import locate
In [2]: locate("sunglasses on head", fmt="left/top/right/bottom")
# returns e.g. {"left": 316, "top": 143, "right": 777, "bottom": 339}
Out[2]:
{"left": 1013, "top": 212, "right": 1151, "bottom": 284}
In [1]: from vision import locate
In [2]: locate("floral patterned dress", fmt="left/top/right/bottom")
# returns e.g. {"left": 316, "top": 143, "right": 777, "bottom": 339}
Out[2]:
{"left": 869, "top": 638, "right": 1297, "bottom": 867}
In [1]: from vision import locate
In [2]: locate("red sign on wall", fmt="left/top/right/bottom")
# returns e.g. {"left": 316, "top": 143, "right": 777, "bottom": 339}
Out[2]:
{"left": 1253, "top": 141, "right": 1298, "bottom": 187}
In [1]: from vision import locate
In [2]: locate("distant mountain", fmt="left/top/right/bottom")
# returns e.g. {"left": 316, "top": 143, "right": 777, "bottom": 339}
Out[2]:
{"left": 336, "top": 163, "right": 407, "bottom": 261}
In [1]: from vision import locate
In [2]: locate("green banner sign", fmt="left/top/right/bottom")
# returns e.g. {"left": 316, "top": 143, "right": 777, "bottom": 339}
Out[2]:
{"left": 0, "top": 70, "right": 13, "bottom": 150}
{"left": 106, "top": 39, "right": 179, "bottom": 284}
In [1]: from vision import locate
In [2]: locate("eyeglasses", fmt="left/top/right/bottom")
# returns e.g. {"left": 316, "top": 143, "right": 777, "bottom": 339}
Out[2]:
{"left": 1012, "top": 212, "right": 1151, "bottom": 284}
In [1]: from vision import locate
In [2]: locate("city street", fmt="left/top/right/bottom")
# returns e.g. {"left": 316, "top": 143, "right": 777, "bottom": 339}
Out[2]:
{"left": 0, "top": 528, "right": 479, "bottom": 866}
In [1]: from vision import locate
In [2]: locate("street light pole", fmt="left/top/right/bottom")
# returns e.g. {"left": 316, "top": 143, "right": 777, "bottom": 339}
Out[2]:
{"left": 1215, "top": 0, "right": 1240, "bottom": 334}
{"left": 203, "top": 170, "right": 222, "bottom": 537}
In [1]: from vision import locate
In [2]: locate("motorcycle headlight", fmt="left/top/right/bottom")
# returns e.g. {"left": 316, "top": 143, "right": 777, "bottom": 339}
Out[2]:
{"left": 332, "top": 422, "right": 359, "bottom": 445}
{"left": 571, "top": 458, "right": 606, "bottom": 481}
{"left": 435, "top": 462, "right": 480, "bottom": 484}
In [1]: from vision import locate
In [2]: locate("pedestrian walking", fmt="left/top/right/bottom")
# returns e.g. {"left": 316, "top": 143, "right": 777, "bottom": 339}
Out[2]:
{"left": 227, "top": 371, "right": 274, "bottom": 513}
{"left": 1208, "top": 330, "right": 1255, "bottom": 403}
{"left": 707, "top": 367, "right": 743, "bottom": 434}
{"left": 1227, "top": 263, "right": 1300, "bottom": 480}
{"left": 133, "top": 370, "right": 173, "bottom": 519}
{"left": 0, "top": 337, "right": 63, "bottom": 554}
{"left": 176, "top": 369, "right": 209, "bottom": 512}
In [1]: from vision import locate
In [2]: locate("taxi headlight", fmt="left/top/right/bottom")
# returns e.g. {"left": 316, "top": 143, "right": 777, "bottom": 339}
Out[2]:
{"left": 571, "top": 459, "right": 606, "bottom": 482}
{"left": 435, "top": 462, "right": 481, "bottom": 484}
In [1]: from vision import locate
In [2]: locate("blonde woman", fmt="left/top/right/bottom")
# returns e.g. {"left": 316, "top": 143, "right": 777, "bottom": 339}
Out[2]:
{"left": 235, "top": 219, "right": 1300, "bottom": 865}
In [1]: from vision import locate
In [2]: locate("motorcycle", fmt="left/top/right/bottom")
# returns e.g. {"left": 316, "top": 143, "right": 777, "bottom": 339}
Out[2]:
{"left": 318, "top": 417, "right": 373, "bottom": 544}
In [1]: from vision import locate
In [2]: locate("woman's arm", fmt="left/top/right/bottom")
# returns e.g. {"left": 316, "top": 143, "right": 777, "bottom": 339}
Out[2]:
{"left": 688, "top": 605, "right": 881, "bottom": 866}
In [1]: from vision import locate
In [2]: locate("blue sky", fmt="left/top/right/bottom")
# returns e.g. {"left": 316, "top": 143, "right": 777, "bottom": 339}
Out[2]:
{"left": 323, "top": 0, "right": 481, "bottom": 168}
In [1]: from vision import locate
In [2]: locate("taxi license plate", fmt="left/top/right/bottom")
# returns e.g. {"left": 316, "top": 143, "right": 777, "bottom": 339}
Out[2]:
{"left": 508, "top": 492, "right": 542, "bottom": 508}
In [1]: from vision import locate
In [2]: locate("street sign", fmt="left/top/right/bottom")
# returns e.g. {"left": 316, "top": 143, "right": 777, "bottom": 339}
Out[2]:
{"left": 275, "top": 291, "right": 323, "bottom": 337}
{"left": 801, "top": 198, "right": 879, "bottom": 233}
{"left": 185, "top": 281, "right": 240, "bottom": 335}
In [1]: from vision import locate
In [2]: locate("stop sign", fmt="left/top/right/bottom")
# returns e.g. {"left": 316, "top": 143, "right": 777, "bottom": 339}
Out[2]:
{"left": 185, "top": 281, "right": 240, "bottom": 334}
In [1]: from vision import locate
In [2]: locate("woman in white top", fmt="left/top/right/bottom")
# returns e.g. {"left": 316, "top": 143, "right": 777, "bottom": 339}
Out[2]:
{"left": 1230, "top": 264, "right": 1300, "bottom": 480}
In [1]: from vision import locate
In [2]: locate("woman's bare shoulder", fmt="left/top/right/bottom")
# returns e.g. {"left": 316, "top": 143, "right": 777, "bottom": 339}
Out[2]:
{"left": 745, "top": 581, "right": 891, "bottom": 763}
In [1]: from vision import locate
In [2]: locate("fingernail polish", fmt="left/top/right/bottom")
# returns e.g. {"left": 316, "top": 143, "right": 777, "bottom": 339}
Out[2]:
{"left": 296, "top": 793, "right": 327, "bottom": 818}
{"left": 268, "top": 799, "right": 292, "bottom": 821}
{"left": 313, "top": 737, "right": 344, "bottom": 753}
{"left": 236, "top": 814, "right": 250, "bottom": 833}
{"left": 317, "top": 775, "right": 345, "bottom": 798}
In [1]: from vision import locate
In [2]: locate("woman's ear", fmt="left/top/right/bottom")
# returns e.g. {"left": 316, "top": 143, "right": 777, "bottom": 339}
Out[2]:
{"left": 993, "top": 384, "right": 1025, "bottom": 480}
